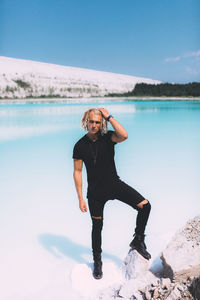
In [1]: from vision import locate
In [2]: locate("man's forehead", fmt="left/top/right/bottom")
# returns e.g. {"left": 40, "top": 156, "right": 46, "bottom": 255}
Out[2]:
{"left": 88, "top": 112, "right": 102, "bottom": 120}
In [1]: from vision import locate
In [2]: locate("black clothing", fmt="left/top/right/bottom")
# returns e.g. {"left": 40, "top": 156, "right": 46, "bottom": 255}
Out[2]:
{"left": 73, "top": 131, "right": 119, "bottom": 198}
{"left": 93, "top": 253, "right": 103, "bottom": 279}
{"left": 135, "top": 202, "right": 151, "bottom": 235}
{"left": 129, "top": 232, "right": 151, "bottom": 260}
{"left": 73, "top": 130, "right": 150, "bottom": 255}
{"left": 91, "top": 217, "right": 103, "bottom": 255}
{"left": 88, "top": 180, "right": 145, "bottom": 217}
{"left": 88, "top": 179, "right": 147, "bottom": 254}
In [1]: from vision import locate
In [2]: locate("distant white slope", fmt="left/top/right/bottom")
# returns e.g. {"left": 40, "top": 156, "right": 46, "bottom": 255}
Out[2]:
{"left": 0, "top": 56, "right": 161, "bottom": 99}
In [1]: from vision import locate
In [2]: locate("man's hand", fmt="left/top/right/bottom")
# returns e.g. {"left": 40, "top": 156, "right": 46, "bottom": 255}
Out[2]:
{"left": 98, "top": 108, "right": 110, "bottom": 120}
{"left": 79, "top": 199, "right": 88, "bottom": 213}
{"left": 98, "top": 107, "right": 128, "bottom": 143}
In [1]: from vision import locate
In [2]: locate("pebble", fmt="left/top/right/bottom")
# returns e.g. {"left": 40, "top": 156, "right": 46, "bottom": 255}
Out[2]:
{"left": 161, "top": 278, "right": 171, "bottom": 290}
{"left": 177, "top": 284, "right": 184, "bottom": 291}
{"left": 153, "top": 288, "right": 160, "bottom": 298}
{"left": 144, "top": 290, "right": 151, "bottom": 300}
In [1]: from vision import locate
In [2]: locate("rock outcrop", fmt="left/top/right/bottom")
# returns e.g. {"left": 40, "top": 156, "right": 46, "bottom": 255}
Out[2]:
{"left": 98, "top": 215, "right": 200, "bottom": 300}
{"left": 161, "top": 215, "right": 200, "bottom": 281}
{"left": 119, "top": 250, "right": 158, "bottom": 299}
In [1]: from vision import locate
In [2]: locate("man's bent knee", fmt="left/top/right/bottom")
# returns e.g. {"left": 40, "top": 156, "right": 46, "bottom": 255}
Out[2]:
{"left": 137, "top": 199, "right": 149, "bottom": 209}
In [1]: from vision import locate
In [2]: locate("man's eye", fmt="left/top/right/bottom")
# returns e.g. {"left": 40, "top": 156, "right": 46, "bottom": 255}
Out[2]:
{"left": 89, "top": 120, "right": 100, "bottom": 124}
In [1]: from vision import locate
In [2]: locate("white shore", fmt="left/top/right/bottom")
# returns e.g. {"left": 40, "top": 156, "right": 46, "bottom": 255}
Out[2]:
{"left": 0, "top": 96, "right": 200, "bottom": 104}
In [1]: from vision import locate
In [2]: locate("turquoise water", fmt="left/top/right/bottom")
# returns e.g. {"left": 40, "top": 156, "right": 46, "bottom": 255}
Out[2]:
{"left": 0, "top": 100, "right": 200, "bottom": 299}
{"left": 1, "top": 100, "right": 200, "bottom": 234}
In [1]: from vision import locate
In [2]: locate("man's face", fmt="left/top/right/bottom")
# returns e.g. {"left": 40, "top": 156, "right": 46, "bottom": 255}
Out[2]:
{"left": 87, "top": 112, "right": 102, "bottom": 135}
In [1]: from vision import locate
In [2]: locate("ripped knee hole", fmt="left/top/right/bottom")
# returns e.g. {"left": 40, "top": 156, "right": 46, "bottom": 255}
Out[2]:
{"left": 137, "top": 199, "right": 149, "bottom": 209}
{"left": 92, "top": 216, "right": 102, "bottom": 220}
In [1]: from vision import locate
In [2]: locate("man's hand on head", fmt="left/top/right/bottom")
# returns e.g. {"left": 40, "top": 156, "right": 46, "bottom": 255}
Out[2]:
{"left": 98, "top": 108, "right": 109, "bottom": 120}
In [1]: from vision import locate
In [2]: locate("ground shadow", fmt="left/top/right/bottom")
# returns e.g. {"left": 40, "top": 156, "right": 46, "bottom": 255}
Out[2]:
{"left": 38, "top": 233, "right": 122, "bottom": 267}
{"left": 149, "top": 255, "right": 164, "bottom": 278}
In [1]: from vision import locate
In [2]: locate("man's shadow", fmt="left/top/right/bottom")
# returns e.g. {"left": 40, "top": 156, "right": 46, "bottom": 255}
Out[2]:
{"left": 38, "top": 233, "right": 122, "bottom": 267}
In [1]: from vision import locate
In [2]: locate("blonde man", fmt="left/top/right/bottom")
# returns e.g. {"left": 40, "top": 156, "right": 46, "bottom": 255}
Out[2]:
{"left": 73, "top": 108, "right": 151, "bottom": 279}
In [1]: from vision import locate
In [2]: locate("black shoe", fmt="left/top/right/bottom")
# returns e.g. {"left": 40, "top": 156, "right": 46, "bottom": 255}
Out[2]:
{"left": 129, "top": 234, "right": 151, "bottom": 260}
{"left": 93, "top": 260, "right": 103, "bottom": 279}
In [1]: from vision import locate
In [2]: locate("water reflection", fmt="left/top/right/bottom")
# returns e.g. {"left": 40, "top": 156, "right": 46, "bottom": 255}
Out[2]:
{"left": 0, "top": 101, "right": 200, "bottom": 142}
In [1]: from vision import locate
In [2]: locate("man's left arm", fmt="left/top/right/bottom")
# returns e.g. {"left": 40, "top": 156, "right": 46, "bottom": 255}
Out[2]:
{"left": 98, "top": 108, "right": 128, "bottom": 143}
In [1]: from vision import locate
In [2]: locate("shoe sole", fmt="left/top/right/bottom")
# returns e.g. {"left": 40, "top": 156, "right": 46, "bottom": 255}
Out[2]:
{"left": 93, "top": 272, "right": 103, "bottom": 280}
{"left": 129, "top": 244, "right": 151, "bottom": 260}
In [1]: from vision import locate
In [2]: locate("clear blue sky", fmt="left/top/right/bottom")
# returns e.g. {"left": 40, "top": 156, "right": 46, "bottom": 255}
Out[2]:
{"left": 1, "top": 0, "right": 200, "bottom": 83}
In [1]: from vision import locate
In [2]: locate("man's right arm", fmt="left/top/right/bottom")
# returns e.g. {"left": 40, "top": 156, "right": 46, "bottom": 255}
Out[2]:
{"left": 73, "top": 159, "right": 88, "bottom": 213}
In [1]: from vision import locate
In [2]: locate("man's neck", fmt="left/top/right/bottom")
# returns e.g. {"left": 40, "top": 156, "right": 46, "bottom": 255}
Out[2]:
{"left": 87, "top": 132, "right": 99, "bottom": 142}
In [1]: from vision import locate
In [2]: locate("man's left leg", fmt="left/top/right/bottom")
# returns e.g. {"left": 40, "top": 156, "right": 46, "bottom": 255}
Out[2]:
{"left": 129, "top": 199, "right": 151, "bottom": 259}
{"left": 114, "top": 180, "right": 151, "bottom": 260}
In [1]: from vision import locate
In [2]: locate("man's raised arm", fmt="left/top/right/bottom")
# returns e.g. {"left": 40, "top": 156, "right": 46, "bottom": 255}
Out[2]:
{"left": 98, "top": 108, "right": 128, "bottom": 143}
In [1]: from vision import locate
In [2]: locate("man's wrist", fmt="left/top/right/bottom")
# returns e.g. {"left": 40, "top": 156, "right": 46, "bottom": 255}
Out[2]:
{"left": 106, "top": 115, "right": 113, "bottom": 121}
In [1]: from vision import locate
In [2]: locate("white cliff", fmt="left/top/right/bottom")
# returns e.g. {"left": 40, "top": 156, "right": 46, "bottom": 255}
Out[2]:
{"left": 0, "top": 56, "right": 161, "bottom": 99}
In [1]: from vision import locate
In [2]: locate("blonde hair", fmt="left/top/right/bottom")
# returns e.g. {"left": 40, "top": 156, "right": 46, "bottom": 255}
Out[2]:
{"left": 81, "top": 108, "right": 108, "bottom": 135}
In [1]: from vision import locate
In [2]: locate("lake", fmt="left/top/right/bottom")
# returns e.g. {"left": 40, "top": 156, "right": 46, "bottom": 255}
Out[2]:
{"left": 0, "top": 100, "right": 200, "bottom": 299}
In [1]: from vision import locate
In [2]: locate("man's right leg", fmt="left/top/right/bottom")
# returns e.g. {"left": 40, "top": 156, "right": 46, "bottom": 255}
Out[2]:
{"left": 91, "top": 216, "right": 103, "bottom": 279}
{"left": 91, "top": 216, "right": 103, "bottom": 255}
{"left": 88, "top": 197, "right": 106, "bottom": 279}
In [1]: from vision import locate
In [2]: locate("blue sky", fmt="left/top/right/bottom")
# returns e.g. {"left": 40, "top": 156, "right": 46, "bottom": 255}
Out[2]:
{"left": 1, "top": 0, "right": 200, "bottom": 83}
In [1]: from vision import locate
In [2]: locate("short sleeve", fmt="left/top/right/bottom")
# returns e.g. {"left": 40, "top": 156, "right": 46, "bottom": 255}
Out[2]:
{"left": 73, "top": 142, "right": 83, "bottom": 160}
{"left": 106, "top": 130, "right": 116, "bottom": 145}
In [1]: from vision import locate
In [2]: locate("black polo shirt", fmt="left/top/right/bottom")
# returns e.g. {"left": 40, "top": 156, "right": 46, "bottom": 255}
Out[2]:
{"left": 73, "top": 130, "right": 119, "bottom": 197}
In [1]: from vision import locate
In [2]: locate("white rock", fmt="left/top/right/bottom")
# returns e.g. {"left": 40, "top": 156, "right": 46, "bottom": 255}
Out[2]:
{"left": 118, "top": 249, "right": 159, "bottom": 299}
{"left": 161, "top": 215, "right": 200, "bottom": 281}
{"left": 122, "top": 249, "right": 150, "bottom": 280}
{"left": 99, "top": 217, "right": 200, "bottom": 300}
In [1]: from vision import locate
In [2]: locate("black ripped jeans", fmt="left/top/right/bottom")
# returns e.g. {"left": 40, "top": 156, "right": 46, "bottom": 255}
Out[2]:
{"left": 88, "top": 179, "right": 151, "bottom": 255}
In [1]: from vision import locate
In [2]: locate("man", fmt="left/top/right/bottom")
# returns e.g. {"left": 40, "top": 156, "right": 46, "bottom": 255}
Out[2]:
{"left": 73, "top": 108, "right": 151, "bottom": 280}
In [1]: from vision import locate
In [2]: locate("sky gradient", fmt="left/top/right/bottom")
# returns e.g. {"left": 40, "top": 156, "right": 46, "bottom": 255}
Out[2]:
{"left": 1, "top": 0, "right": 200, "bottom": 83}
